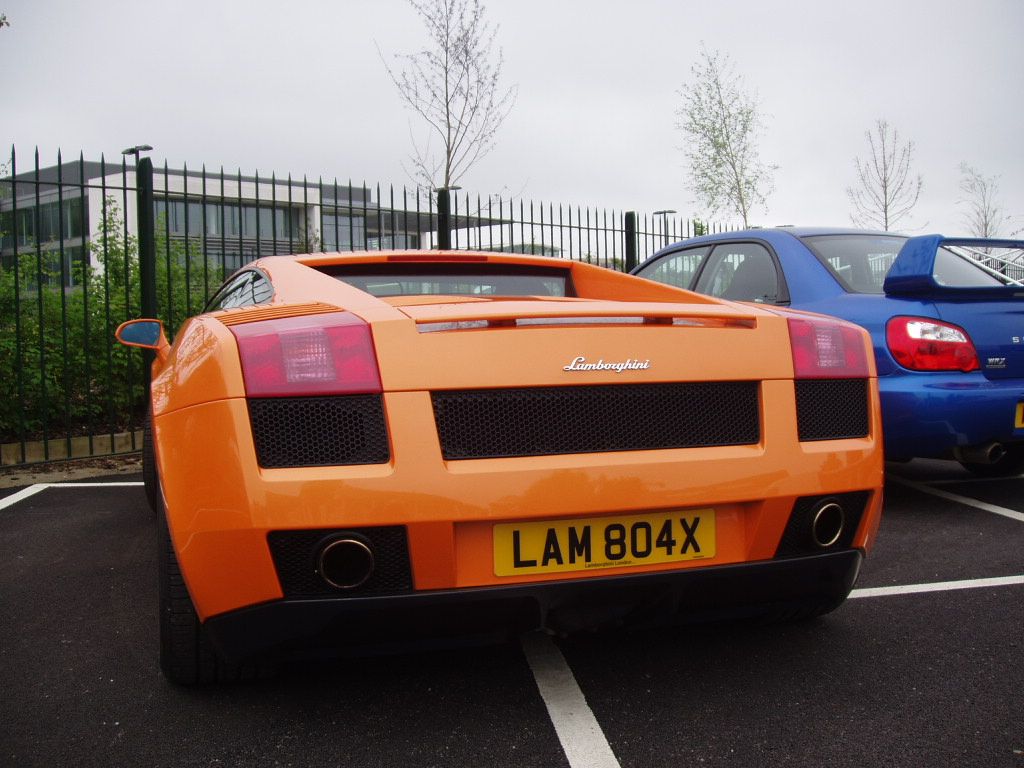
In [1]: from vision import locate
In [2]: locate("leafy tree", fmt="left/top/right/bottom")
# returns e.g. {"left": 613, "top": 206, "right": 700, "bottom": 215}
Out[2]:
{"left": 382, "top": 0, "right": 516, "bottom": 189}
{"left": 847, "top": 119, "right": 923, "bottom": 231}
{"left": 676, "top": 45, "right": 775, "bottom": 228}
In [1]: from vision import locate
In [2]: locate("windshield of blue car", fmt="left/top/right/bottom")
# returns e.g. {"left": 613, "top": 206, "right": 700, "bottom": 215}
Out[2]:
{"left": 320, "top": 262, "right": 575, "bottom": 297}
{"left": 802, "top": 234, "right": 1007, "bottom": 293}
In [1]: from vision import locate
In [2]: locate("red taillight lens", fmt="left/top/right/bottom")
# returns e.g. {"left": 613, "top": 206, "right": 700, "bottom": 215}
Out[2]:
{"left": 788, "top": 317, "right": 870, "bottom": 379}
{"left": 886, "top": 317, "right": 980, "bottom": 372}
{"left": 231, "top": 312, "right": 382, "bottom": 396}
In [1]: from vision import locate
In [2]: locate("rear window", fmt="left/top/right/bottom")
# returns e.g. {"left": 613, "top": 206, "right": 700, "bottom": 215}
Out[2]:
{"left": 802, "top": 235, "right": 904, "bottom": 293}
{"left": 319, "top": 263, "right": 574, "bottom": 298}
{"left": 802, "top": 234, "right": 1006, "bottom": 293}
{"left": 934, "top": 248, "right": 1009, "bottom": 287}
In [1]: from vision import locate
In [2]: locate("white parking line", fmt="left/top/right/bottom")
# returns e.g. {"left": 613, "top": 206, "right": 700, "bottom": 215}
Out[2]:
{"left": 889, "top": 475, "right": 1024, "bottom": 523}
{"left": 851, "top": 574, "right": 1024, "bottom": 599}
{"left": 521, "top": 632, "right": 621, "bottom": 768}
{"left": 0, "top": 484, "right": 48, "bottom": 511}
{"left": 0, "top": 482, "right": 145, "bottom": 512}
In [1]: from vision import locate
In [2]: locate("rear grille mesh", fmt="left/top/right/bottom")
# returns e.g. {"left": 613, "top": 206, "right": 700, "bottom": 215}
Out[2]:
{"left": 795, "top": 379, "right": 869, "bottom": 441}
{"left": 267, "top": 526, "right": 412, "bottom": 598}
{"left": 248, "top": 395, "right": 390, "bottom": 468}
{"left": 432, "top": 382, "right": 760, "bottom": 460}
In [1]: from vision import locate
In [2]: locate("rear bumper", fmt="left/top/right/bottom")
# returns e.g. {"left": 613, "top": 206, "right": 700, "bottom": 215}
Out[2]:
{"left": 879, "top": 373, "right": 1024, "bottom": 459}
{"left": 204, "top": 549, "right": 863, "bottom": 663}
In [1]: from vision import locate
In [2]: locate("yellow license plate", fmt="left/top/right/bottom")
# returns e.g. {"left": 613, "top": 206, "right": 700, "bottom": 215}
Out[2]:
{"left": 1016, "top": 403, "right": 1024, "bottom": 429}
{"left": 494, "top": 509, "right": 715, "bottom": 577}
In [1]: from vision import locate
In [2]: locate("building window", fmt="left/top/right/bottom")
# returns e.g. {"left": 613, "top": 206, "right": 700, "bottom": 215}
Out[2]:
{"left": 322, "top": 213, "right": 366, "bottom": 250}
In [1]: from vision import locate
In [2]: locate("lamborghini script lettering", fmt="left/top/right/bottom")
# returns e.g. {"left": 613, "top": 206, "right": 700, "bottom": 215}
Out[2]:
{"left": 564, "top": 356, "right": 651, "bottom": 373}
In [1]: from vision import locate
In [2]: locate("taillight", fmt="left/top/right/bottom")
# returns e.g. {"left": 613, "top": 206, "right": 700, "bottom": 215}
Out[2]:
{"left": 230, "top": 312, "right": 382, "bottom": 396}
{"left": 886, "top": 317, "right": 980, "bottom": 372}
{"left": 788, "top": 317, "right": 870, "bottom": 379}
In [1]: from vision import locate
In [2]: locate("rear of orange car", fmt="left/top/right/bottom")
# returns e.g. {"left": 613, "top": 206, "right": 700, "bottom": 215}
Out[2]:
{"left": 142, "top": 252, "right": 883, "bottom": 675}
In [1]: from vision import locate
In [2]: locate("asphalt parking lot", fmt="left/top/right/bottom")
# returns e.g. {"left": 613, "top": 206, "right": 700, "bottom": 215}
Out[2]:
{"left": 2, "top": 462, "right": 1023, "bottom": 768}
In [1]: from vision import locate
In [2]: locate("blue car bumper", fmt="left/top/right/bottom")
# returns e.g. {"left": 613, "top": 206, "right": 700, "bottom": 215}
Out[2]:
{"left": 879, "top": 372, "right": 1024, "bottom": 460}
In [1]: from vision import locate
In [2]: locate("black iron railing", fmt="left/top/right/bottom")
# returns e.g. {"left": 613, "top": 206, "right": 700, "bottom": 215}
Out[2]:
{"left": 0, "top": 145, "right": 725, "bottom": 467}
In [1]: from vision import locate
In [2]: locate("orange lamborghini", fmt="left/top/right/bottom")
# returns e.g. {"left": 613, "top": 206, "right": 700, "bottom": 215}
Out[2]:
{"left": 116, "top": 251, "right": 884, "bottom": 685}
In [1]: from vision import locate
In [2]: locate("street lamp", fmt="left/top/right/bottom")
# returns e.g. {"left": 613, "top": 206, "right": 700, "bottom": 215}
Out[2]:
{"left": 121, "top": 144, "right": 153, "bottom": 164}
{"left": 653, "top": 209, "right": 677, "bottom": 247}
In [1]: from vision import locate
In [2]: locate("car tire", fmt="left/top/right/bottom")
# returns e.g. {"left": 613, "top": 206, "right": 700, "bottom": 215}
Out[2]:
{"left": 142, "top": 411, "right": 158, "bottom": 514}
{"left": 157, "top": 499, "right": 260, "bottom": 685}
{"left": 959, "top": 443, "right": 1024, "bottom": 478}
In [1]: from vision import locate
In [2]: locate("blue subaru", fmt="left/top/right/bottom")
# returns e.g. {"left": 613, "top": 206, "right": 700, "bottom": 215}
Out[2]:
{"left": 633, "top": 228, "right": 1024, "bottom": 476}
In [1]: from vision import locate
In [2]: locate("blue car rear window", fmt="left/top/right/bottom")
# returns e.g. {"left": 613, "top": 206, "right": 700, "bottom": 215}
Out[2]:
{"left": 802, "top": 235, "right": 904, "bottom": 293}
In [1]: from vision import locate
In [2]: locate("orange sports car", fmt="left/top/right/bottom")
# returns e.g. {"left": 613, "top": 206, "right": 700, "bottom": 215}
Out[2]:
{"left": 117, "top": 251, "right": 884, "bottom": 685}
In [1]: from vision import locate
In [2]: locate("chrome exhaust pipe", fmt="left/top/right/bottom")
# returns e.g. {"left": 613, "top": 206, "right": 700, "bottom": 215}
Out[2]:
{"left": 811, "top": 500, "right": 845, "bottom": 549}
{"left": 953, "top": 442, "right": 1006, "bottom": 465}
{"left": 317, "top": 537, "right": 375, "bottom": 589}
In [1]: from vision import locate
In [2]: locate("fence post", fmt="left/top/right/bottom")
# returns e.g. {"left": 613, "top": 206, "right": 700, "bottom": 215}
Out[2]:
{"left": 137, "top": 157, "right": 156, "bottom": 319}
{"left": 436, "top": 187, "right": 451, "bottom": 250}
{"left": 136, "top": 157, "right": 157, "bottom": 386}
{"left": 624, "top": 211, "right": 638, "bottom": 272}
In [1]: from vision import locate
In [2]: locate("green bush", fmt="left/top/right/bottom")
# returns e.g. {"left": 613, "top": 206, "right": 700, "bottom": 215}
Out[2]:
{"left": 0, "top": 200, "right": 213, "bottom": 445}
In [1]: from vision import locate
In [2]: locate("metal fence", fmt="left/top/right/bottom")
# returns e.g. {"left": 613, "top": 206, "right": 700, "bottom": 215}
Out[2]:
{"left": 0, "top": 146, "right": 721, "bottom": 467}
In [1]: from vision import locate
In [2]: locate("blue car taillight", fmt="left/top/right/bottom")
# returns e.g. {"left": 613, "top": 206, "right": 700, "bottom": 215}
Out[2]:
{"left": 886, "top": 316, "right": 981, "bottom": 372}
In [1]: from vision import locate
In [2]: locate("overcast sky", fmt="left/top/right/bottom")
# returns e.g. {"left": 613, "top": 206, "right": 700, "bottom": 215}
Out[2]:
{"left": 3, "top": 0, "right": 1022, "bottom": 233}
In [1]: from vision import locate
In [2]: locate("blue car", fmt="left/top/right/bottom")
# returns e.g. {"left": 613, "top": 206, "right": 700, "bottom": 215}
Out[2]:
{"left": 633, "top": 228, "right": 1024, "bottom": 476}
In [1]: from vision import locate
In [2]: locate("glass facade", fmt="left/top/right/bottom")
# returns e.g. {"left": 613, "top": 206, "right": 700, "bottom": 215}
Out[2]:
{"left": 1, "top": 176, "right": 423, "bottom": 291}
{"left": 321, "top": 212, "right": 367, "bottom": 250}
{"left": 0, "top": 196, "right": 87, "bottom": 251}
{"left": 154, "top": 198, "right": 301, "bottom": 241}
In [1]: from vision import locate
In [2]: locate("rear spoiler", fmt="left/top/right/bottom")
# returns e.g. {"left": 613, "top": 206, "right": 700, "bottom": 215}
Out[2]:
{"left": 883, "top": 235, "right": 1024, "bottom": 296}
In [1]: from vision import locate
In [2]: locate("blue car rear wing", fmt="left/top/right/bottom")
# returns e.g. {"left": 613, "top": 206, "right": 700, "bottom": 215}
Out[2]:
{"left": 883, "top": 235, "right": 1024, "bottom": 297}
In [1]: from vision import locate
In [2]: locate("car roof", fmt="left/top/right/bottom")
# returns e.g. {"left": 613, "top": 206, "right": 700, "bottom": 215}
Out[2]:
{"left": 666, "top": 226, "right": 898, "bottom": 247}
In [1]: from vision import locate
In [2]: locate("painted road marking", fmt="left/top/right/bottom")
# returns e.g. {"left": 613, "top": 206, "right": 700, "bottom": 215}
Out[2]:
{"left": 889, "top": 475, "right": 1024, "bottom": 523}
{"left": 852, "top": 574, "right": 1024, "bottom": 599}
{"left": 521, "top": 632, "right": 621, "bottom": 768}
{"left": 0, "top": 484, "right": 48, "bottom": 511}
{"left": 0, "top": 482, "right": 145, "bottom": 512}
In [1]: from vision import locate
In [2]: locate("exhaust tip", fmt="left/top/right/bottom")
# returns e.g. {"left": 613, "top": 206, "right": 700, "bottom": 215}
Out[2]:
{"left": 954, "top": 442, "right": 1006, "bottom": 465}
{"left": 811, "top": 501, "right": 845, "bottom": 549}
{"left": 317, "top": 537, "right": 375, "bottom": 590}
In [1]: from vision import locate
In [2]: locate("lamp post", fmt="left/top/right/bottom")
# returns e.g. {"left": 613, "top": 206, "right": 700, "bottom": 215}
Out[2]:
{"left": 434, "top": 185, "right": 461, "bottom": 250}
{"left": 121, "top": 144, "right": 153, "bottom": 164}
{"left": 652, "top": 209, "right": 677, "bottom": 248}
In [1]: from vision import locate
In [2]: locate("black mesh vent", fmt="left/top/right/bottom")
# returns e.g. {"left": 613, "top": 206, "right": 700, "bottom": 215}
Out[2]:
{"left": 775, "top": 491, "right": 870, "bottom": 558}
{"left": 248, "top": 395, "right": 390, "bottom": 468}
{"left": 795, "top": 379, "right": 869, "bottom": 441}
{"left": 432, "top": 382, "right": 760, "bottom": 460}
{"left": 267, "top": 526, "right": 412, "bottom": 598}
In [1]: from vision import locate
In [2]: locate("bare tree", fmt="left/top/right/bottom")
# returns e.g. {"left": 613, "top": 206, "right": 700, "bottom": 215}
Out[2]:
{"left": 676, "top": 45, "right": 775, "bottom": 228}
{"left": 382, "top": 0, "right": 516, "bottom": 190}
{"left": 958, "top": 162, "right": 1011, "bottom": 238}
{"left": 847, "top": 119, "right": 923, "bottom": 231}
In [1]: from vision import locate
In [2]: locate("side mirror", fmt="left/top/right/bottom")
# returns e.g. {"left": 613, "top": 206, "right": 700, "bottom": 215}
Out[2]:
{"left": 115, "top": 319, "right": 170, "bottom": 361}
